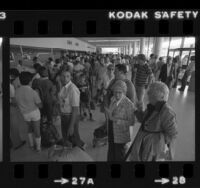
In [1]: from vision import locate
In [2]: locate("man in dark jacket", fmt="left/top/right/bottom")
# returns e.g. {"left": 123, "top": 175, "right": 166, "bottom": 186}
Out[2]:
{"left": 159, "top": 56, "right": 176, "bottom": 89}
{"left": 32, "top": 66, "right": 55, "bottom": 124}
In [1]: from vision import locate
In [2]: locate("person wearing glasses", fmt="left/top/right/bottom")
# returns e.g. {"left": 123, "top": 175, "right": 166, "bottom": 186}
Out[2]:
{"left": 105, "top": 80, "right": 136, "bottom": 161}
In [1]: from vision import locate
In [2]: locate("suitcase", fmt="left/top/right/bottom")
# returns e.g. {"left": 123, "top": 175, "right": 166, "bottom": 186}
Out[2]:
{"left": 93, "top": 123, "right": 108, "bottom": 147}
{"left": 48, "top": 145, "right": 94, "bottom": 162}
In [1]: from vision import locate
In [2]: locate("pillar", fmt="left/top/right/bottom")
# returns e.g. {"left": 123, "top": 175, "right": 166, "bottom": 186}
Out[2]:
{"left": 124, "top": 46, "right": 126, "bottom": 55}
{"left": 180, "top": 37, "right": 185, "bottom": 48}
{"left": 126, "top": 45, "right": 129, "bottom": 55}
{"left": 179, "top": 37, "right": 185, "bottom": 57}
{"left": 128, "top": 44, "right": 132, "bottom": 55}
{"left": 153, "top": 37, "right": 163, "bottom": 57}
{"left": 140, "top": 38, "right": 145, "bottom": 54}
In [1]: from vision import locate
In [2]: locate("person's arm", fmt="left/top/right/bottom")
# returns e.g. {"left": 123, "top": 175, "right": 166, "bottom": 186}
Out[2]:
{"left": 134, "top": 109, "right": 145, "bottom": 123}
{"left": 146, "top": 65, "right": 154, "bottom": 87}
{"left": 102, "top": 76, "right": 108, "bottom": 91}
{"left": 132, "top": 64, "right": 138, "bottom": 83}
{"left": 161, "top": 111, "right": 178, "bottom": 144}
{"left": 33, "top": 90, "right": 43, "bottom": 109}
{"left": 126, "top": 81, "right": 137, "bottom": 105}
{"left": 161, "top": 109, "right": 178, "bottom": 159}
{"left": 146, "top": 73, "right": 154, "bottom": 89}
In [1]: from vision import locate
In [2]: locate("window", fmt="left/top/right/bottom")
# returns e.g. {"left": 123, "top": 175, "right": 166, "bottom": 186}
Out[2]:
{"left": 183, "top": 37, "right": 195, "bottom": 48}
{"left": 169, "top": 37, "right": 182, "bottom": 49}
{"left": 102, "top": 47, "right": 118, "bottom": 54}
{"left": 160, "top": 37, "right": 170, "bottom": 57}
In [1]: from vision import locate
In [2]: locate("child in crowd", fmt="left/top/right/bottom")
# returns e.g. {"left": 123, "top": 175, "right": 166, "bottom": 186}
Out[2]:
{"left": 15, "top": 72, "right": 42, "bottom": 152}
{"left": 77, "top": 73, "right": 94, "bottom": 121}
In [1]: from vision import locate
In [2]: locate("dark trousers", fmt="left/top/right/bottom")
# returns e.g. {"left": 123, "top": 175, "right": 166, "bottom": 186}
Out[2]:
{"left": 107, "top": 120, "right": 126, "bottom": 161}
{"left": 165, "top": 77, "right": 174, "bottom": 89}
{"left": 61, "top": 115, "right": 84, "bottom": 148}
{"left": 180, "top": 70, "right": 190, "bottom": 90}
{"left": 173, "top": 67, "right": 181, "bottom": 87}
{"left": 161, "top": 76, "right": 173, "bottom": 89}
{"left": 41, "top": 101, "right": 53, "bottom": 123}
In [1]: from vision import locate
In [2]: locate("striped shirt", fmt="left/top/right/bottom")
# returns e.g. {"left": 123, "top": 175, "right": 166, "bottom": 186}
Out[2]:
{"left": 135, "top": 63, "right": 152, "bottom": 86}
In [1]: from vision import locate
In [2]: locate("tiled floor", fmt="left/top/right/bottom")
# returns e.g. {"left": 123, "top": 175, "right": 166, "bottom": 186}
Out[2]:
{"left": 10, "top": 84, "right": 195, "bottom": 162}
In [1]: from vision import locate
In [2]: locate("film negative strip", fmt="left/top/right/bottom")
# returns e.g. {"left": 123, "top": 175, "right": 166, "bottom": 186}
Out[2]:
{"left": 0, "top": 9, "right": 200, "bottom": 188}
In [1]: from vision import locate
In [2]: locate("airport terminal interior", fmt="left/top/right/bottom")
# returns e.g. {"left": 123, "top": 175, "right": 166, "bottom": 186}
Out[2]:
{"left": 8, "top": 37, "right": 195, "bottom": 161}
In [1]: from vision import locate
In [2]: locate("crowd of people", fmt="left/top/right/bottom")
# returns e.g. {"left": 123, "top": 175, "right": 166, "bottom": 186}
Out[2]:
{"left": 10, "top": 51, "right": 195, "bottom": 161}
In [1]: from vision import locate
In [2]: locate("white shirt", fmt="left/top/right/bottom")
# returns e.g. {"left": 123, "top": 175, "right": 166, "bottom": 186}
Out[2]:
{"left": 59, "top": 81, "right": 80, "bottom": 114}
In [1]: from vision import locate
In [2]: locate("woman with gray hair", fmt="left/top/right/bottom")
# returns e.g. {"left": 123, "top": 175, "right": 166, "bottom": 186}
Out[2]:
{"left": 105, "top": 80, "right": 136, "bottom": 161}
{"left": 127, "top": 81, "right": 178, "bottom": 161}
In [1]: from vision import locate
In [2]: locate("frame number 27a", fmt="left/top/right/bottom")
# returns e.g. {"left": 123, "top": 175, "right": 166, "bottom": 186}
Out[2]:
{"left": 72, "top": 177, "right": 94, "bottom": 185}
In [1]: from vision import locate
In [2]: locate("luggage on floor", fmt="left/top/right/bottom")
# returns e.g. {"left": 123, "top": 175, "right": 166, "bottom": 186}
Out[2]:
{"left": 40, "top": 121, "right": 60, "bottom": 148}
{"left": 93, "top": 123, "right": 108, "bottom": 147}
{"left": 48, "top": 145, "right": 93, "bottom": 161}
